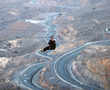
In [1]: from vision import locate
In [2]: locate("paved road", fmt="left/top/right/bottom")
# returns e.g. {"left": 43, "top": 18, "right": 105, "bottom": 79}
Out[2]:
{"left": 54, "top": 40, "right": 110, "bottom": 90}
{"left": 12, "top": 5, "right": 110, "bottom": 90}
{"left": 13, "top": 62, "right": 46, "bottom": 90}
{"left": 13, "top": 40, "right": 110, "bottom": 90}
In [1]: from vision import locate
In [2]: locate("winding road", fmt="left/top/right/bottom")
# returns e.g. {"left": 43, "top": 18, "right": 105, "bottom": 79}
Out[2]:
{"left": 12, "top": 40, "right": 110, "bottom": 90}
{"left": 54, "top": 40, "right": 110, "bottom": 90}
{"left": 12, "top": 9, "right": 110, "bottom": 90}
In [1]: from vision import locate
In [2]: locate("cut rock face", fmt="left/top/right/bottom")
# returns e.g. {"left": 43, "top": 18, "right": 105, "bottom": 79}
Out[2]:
{"left": 72, "top": 45, "right": 110, "bottom": 89}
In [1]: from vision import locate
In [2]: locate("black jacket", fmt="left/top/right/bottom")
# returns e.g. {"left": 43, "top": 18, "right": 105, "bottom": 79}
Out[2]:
{"left": 48, "top": 40, "right": 56, "bottom": 49}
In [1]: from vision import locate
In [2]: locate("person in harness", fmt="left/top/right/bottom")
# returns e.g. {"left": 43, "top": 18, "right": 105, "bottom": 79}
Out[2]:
{"left": 40, "top": 36, "right": 56, "bottom": 52}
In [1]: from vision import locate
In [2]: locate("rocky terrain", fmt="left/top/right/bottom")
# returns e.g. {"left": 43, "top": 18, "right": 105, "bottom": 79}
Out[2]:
{"left": 0, "top": 0, "right": 110, "bottom": 90}
{"left": 72, "top": 45, "right": 110, "bottom": 90}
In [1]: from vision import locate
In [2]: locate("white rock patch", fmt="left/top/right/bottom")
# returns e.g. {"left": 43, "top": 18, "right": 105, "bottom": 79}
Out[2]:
{"left": 8, "top": 39, "right": 22, "bottom": 48}
{"left": 0, "top": 57, "right": 10, "bottom": 68}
